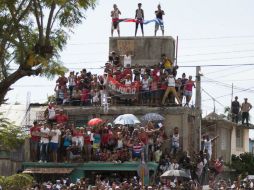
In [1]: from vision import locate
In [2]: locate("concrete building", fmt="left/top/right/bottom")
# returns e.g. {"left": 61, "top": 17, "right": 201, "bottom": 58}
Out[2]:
{"left": 249, "top": 138, "right": 254, "bottom": 154}
{"left": 109, "top": 36, "right": 175, "bottom": 66}
{"left": 202, "top": 112, "right": 253, "bottom": 163}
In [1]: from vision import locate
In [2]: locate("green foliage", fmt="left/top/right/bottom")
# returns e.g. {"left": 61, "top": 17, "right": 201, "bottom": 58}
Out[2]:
{"left": 0, "top": 0, "right": 97, "bottom": 103}
{"left": 0, "top": 113, "right": 28, "bottom": 151}
{"left": 230, "top": 153, "right": 254, "bottom": 176}
{"left": 0, "top": 173, "right": 34, "bottom": 190}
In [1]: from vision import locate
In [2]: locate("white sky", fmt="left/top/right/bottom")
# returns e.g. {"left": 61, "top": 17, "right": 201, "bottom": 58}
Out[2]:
{"left": 5, "top": 0, "right": 254, "bottom": 136}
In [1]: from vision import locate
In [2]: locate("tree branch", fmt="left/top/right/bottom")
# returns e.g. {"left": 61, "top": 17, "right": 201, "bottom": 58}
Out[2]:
{"left": 32, "top": 0, "right": 43, "bottom": 44}
{"left": 45, "top": 1, "right": 56, "bottom": 45}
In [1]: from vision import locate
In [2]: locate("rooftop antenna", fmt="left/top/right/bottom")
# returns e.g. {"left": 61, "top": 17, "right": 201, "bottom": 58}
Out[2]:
{"left": 25, "top": 91, "right": 31, "bottom": 126}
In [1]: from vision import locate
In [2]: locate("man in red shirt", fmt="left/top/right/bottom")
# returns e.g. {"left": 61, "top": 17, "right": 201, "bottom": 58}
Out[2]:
{"left": 30, "top": 121, "right": 41, "bottom": 162}
{"left": 55, "top": 109, "right": 68, "bottom": 124}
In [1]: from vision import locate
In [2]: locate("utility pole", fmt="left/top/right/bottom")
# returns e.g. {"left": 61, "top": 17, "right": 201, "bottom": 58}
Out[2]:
{"left": 196, "top": 66, "right": 201, "bottom": 110}
{"left": 195, "top": 66, "right": 202, "bottom": 150}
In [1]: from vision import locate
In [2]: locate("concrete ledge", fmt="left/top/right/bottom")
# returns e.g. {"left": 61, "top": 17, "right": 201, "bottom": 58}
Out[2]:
{"left": 109, "top": 36, "right": 175, "bottom": 66}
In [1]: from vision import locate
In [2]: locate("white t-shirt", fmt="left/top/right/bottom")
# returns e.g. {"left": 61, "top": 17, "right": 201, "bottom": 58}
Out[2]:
{"left": 68, "top": 76, "right": 76, "bottom": 86}
{"left": 124, "top": 55, "right": 132, "bottom": 68}
{"left": 168, "top": 77, "right": 175, "bottom": 87}
{"left": 50, "top": 129, "right": 61, "bottom": 143}
{"left": 142, "top": 79, "right": 149, "bottom": 90}
{"left": 172, "top": 133, "right": 179, "bottom": 147}
{"left": 40, "top": 128, "right": 50, "bottom": 143}
{"left": 48, "top": 107, "right": 56, "bottom": 120}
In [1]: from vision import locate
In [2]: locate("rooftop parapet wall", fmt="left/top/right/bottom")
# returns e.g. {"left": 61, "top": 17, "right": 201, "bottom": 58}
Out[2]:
{"left": 109, "top": 36, "right": 175, "bottom": 66}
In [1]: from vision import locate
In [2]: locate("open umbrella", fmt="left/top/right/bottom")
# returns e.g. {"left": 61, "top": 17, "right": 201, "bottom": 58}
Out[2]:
{"left": 87, "top": 118, "right": 103, "bottom": 126}
{"left": 160, "top": 170, "right": 191, "bottom": 179}
{"left": 114, "top": 114, "right": 140, "bottom": 125}
{"left": 141, "top": 113, "right": 165, "bottom": 122}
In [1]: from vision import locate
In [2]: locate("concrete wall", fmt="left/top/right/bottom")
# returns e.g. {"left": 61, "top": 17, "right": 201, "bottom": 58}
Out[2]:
{"left": 216, "top": 122, "right": 232, "bottom": 163}
{"left": 231, "top": 127, "right": 249, "bottom": 156}
{"left": 109, "top": 36, "right": 175, "bottom": 66}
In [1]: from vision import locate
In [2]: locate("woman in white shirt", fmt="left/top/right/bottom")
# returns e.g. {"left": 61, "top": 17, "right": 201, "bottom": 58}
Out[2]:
{"left": 161, "top": 74, "right": 181, "bottom": 105}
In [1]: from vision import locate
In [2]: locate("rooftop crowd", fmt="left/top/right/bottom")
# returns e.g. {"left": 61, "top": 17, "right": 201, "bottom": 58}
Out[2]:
{"left": 54, "top": 51, "right": 195, "bottom": 108}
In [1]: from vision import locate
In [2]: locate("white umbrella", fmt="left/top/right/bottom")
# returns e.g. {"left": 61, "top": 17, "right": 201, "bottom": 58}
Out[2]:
{"left": 113, "top": 114, "right": 141, "bottom": 125}
{"left": 141, "top": 113, "right": 165, "bottom": 122}
{"left": 160, "top": 170, "right": 191, "bottom": 179}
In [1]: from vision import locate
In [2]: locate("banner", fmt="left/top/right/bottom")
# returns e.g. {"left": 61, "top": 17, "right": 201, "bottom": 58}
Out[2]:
{"left": 112, "top": 18, "right": 164, "bottom": 26}
{"left": 107, "top": 76, "right": 139, "bottom": 95}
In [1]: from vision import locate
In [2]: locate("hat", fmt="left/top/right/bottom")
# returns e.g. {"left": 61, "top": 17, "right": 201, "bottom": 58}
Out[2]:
{"left": 235, "top": 96, "right": 238, "bottom": 99}
{"left": 138, "top": 3, "right": 142, "bottom": 5}
{"left": 245, "top": 98, "right": 248, "bottom": 100}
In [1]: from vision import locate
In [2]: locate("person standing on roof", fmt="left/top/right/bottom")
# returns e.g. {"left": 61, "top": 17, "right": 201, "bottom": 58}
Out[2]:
{"left": 111, "top": 4, "right": 121, "bottom": 37}
{"left": 155, "top": 4, "right": 165, "bottom": 36}
{"left": 135, "top": 3, "right": 144, "bottom": 37}
{"left": 241, "top": 98, "right": 252, "bottom": 126}
{"left": 231, "top": 96, "right": 240, "bottom": 123}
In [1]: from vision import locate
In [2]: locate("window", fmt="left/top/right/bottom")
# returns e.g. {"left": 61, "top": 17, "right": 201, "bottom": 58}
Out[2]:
{"left": 236, "top": 128, "right": 243, "bottom": 148}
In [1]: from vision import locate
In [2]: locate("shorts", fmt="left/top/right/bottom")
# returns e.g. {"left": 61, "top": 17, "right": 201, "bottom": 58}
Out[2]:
{"left": 184, "top": 90, "right": 192, "bottom": 97}
{"left": 155, "top": 23, "right": 164, "bottom": 31}
{"left": 49, "top": 142, "right": 58, "bottom": 152}
{"left": 133, "top": 151, "right": 141, "bottom": 158}
{"left": 111, "top": 21, "right": 119, "bottom": 30}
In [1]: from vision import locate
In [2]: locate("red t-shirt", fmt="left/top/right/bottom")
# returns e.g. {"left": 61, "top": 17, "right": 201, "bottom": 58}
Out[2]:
{"left": 84, "top": 135, "right": 91, "bottom": 144}
{"left": 101, "top": 133, "right": 110, "bottom": 145}
{"left": 139, "top": 132, "right": 148, "bottom": 145}
{"left": 30, "top": 126, "right": 41, "bottom": 142}
{"left": 55, "top": 114, "right": 68, "bottom": 123}
{"left": 81, "top": 89, "right": 90, "bottom": 102}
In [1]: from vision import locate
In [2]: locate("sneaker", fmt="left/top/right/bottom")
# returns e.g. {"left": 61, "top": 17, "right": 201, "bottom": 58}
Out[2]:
{"left": 38, "top": 160, "right": 43, "bottom": 163}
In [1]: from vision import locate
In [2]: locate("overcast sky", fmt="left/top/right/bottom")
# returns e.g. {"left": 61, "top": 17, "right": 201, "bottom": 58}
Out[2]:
{"left": 5, "top": 0, "right": 254, "bottom": 136}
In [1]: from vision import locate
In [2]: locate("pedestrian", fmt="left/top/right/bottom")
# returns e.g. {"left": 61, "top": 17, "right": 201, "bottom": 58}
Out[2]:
{"left": 231, "top": 96, "right": 240, "bottom": 123}
{"left": 111, "top": 4, "right": 121, "bottom": 37}
{"left": 135, "top": 3, "right": 144, "bottom": 37}
{"left": 155, "top": 4, "right": 165, "bottom": 36}
{"left": 30, "top": 121, "right": 41, "bottom": 162}
{"left": 241, "top": 98, "right": 252, "bottom": 126}
{"left": 39, "top": 123, "right": 50, "bottom": 163}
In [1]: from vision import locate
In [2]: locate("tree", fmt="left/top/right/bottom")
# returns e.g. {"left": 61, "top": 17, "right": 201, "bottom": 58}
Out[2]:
{"left": 0, "top": 0, "right": 97, "bottom": 104}
{"left": 229, "top": 153, "right": 254, "bottom": 176}
{"left": 0, "top": 113, "right": 28, "bottom": 150}
{"left": 0, "top": 173, "right": 34, "bottom": 190}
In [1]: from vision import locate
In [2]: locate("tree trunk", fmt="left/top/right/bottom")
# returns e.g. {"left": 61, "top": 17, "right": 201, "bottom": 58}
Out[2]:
{"left": 0, "top": 68, "right": 29, "bottom": 105}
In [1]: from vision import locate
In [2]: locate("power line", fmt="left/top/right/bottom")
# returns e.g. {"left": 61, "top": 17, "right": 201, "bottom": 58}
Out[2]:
{"left": 180, "top": 49, "right": 254, "bottom": 57}
{"left": 202, "top": 88, "right": 225, "bottom": 108}
{"left": 180, "top": 35, "right": 254, "bottom": 41}
{"left": 181, "top": 42, "right": 254, "bottom": 49}
{"left": 178, "top": 55, "right": 254, "bottom": 63}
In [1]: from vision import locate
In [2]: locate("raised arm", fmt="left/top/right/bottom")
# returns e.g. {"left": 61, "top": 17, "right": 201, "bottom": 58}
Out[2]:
{"left": 212, "top": 135, "right": 219, "bottom": 141}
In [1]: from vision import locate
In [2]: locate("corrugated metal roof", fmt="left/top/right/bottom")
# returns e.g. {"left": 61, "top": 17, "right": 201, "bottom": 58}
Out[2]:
{"left": 0, "top": 104, "right": 27, "bottom": 126}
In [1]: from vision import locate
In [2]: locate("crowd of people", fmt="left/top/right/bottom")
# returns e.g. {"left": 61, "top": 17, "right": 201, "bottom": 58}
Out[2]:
{"left": 31, "top": 108, "right": 178, "bottom": 163}
{"left": 28, "top": 175, "right": 254, "bottom": 190}
{"left": 29, "top": 104, "right": 228, "bottom": 189}
{"left": 54, "top": 51, "right": 195, "bottom": 107}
